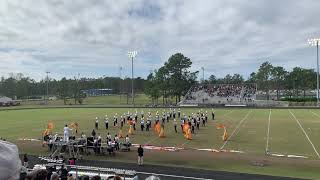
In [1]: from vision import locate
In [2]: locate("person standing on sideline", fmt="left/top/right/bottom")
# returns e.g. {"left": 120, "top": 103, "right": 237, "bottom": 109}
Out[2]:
{"left": 95, "top": 117, "right": 99, "bottom": 130}
{"left": 137, "top": 145, "right": 144, "bottom": 166}
{"left": 105, "top": 115, "right": 109, "bottom": 130}
{"left": 63, "top": 124, "right": 72, "bottom": 142}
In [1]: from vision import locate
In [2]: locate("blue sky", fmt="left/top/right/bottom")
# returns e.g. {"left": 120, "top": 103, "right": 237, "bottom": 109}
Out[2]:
{"left": 0, "top": 0, "right": 319, "bottom": 81}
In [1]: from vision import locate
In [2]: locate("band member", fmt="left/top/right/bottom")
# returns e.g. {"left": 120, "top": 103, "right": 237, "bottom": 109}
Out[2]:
{"left": 202, "top": 116, "right": 206, "bottom": 126}
{"left": 133, "top": 119, "right": 136, "bottom": 130}
{"left": 107, "top": 132, "right": 112, "bottom": 141}
{"left": 114, "top": 135, "right": 120, "bottom": 150}
{"left": 146, "top": 119, "right": 151, "bottom": 131}
{"left": 162, "top": 113, "right": 166, "bottom": 124}
{"left": 196, "top": 117, "right": 200, "bottom": 130}
{"left": 191, "top": 120, "right": 195, "bottom": 134}
{"left": 180, "top": 119, "right": 184, "bottom": 132}
{"left": 120, "top": 116, "right": 124, "bottom": 128}
{"left": 105, "top": 115, "right": 109, "bottom": 129}
{"left": 140, "top": 117, "right": 145, "bottom": 131}
{"left": 173, "top": 118, "right": 177, "bottom": 133}
{"left": 95, "top": 117, "right": 99, "bottom": 130}
{"left": 113, "top": 114, "right": 118, "bottom": 127}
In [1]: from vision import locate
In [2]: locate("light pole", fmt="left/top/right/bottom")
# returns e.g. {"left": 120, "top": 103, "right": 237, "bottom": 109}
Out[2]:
{"left": 201, "top": 67, "right": 204, "bottom": 83}
{"left": 45, "top": 71, "right": 50, "bottom": 105}
{"left": 308, "top": 38, "right": 320, "bottom": 107}
{"left": 128, "top": 51, "right": 137, "bottom": 106}
{"left": 119, "top": 66, "right": 123, "bottom": 101}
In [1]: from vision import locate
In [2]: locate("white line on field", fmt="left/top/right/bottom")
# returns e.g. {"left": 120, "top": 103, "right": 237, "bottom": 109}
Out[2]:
{"left": 310, "top": 110, "right": 320, "bottom": 119}
{"left": 137, "top": 171, "right": 215, "bottom": 180}
{"left": 266, "top": 109, "right": 272, "bottom": 153}
{"left": 289, "top": 110, "right": 320, "bottom": 159}
{"left": 219, "top": 110, "right": 252, "bottom": 150}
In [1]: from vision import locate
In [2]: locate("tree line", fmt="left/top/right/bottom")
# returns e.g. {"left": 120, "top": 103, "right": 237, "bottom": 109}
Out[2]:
{"left": 0, "top": 73, "right": 145, "bottom": 104}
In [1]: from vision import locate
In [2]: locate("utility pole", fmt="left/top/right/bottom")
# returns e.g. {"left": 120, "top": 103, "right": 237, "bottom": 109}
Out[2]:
{"left": 45, "top": 71, "right": 50, "bottom": 105}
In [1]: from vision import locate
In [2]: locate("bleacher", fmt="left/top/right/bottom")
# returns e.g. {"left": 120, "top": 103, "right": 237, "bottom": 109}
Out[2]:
{"left": 181, "top": 83, "right": 257, "bottom": 105}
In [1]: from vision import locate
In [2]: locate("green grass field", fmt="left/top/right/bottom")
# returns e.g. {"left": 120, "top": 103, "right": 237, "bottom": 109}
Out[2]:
{"left": 1, "top": 108, "right": 320, "bottom": 179}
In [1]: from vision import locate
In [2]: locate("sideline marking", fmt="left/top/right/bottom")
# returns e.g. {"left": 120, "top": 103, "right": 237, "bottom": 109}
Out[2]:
{"left": 137, "top": 171, "right": 215, "bottom": 180}
{"left": 289, "top": 110, "right": 320, "bottom": 159}
{"left": 219, "top": 110, "right": 252, "bottom": 150}
{"left": 266, "top": 109, "right": 272, "bottom": 153}
{"left": 310, "top": 110, "right": 320, "bottom": 119}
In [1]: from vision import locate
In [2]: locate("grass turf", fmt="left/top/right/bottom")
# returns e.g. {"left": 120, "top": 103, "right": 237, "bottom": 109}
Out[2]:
{"left": 1, "top": 108, "right": 320, "bottom": 179}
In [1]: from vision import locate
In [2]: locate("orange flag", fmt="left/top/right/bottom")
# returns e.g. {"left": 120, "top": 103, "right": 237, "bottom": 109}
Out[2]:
{"left": 154, "top": 122, "right": 161, "bottom": 134}
{"left": 183, "top": 123, "right": 189, "bottom": 134}
{"left": 216, "top": 124, "right": 228, "bottom": 141}
{"left": 47, "top": 122, "right": 54, "bottom": 130}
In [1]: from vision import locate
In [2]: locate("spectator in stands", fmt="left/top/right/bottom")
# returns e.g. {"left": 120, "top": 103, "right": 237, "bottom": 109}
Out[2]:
{"left": 26, "top": 169, "right": 48, "bottom": 180}
{"left": 67, "top": 173, "right": 75, "bottom": 180}
{"left": 50, "top": 172, "right": 59, "bottom": 180}
{"left": 137, "top": 145, "right": 144, "bottom": 166}
{"left": 58, "top": 164, "right": 68, "bottom": 180}
{"left": 80, "top": 175, "right": 89, "bottom": 180}
{"left": 20, "top": 165, "right": 28, "bottom": 180}
{"left": 90, "top": 175, "right": 101, "bottom": 180}
{"left": 47, "top": 167, "right": 55, "bottom": 180}
{"left": 0, "top": 140, "right": 21, "bottom": 180}
{"left": 113, "top": 175, "right": 122, "bottom": 180}
{"left": 69, "top": 157, "right": 76, "bottom": 165}
{"left": 23, "top": 153, "right": 29, "bottom": 168}
{"left": 145, "top": 175, "right": 161, "bottom": 180}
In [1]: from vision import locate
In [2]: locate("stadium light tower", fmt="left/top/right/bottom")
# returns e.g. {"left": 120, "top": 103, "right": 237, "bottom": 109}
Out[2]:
{"left": 201, "top": 67, "right": 205, "bottom": 83}
{"left": 45, "top": 71, "right": 50, "bottom": 105}
{"left": 119, "top": 66, "right": 123, "bottom": 101}
{"left": 308, "top": 38, "right": 320, "bottom": 107}
{"left": 128, "top": 51, "right": 138, "bottom": 106}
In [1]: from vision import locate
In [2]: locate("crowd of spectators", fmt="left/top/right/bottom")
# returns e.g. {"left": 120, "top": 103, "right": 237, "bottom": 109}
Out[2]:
{"left": 185, "top": 83, "right": 256, "bottom": 102}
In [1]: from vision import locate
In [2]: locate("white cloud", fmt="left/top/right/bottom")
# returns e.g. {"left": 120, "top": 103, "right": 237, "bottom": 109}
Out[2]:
{"left": 0, "top": 0, "right": 319, "bottom": 80}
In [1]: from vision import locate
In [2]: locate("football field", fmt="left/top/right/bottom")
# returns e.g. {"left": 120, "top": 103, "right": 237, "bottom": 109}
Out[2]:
{"left": 1, "top": 107, "right": 320, "bottom": 179}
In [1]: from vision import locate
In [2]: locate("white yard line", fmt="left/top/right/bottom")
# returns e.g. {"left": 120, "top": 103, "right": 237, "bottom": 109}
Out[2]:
{"left": 289, "top": 110, "right": 320, "bottom": 159}
{"left": 266, "top": 109, "right": 272, "bottom": 153}
{"left": 137, "top": 171, "right": 215, "bottom": 180}
{"left": 219, "top": 110, "right": 252, "bottom": 150}
{"left": 310, "top": 110, "right": 320, "bottom": 119}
